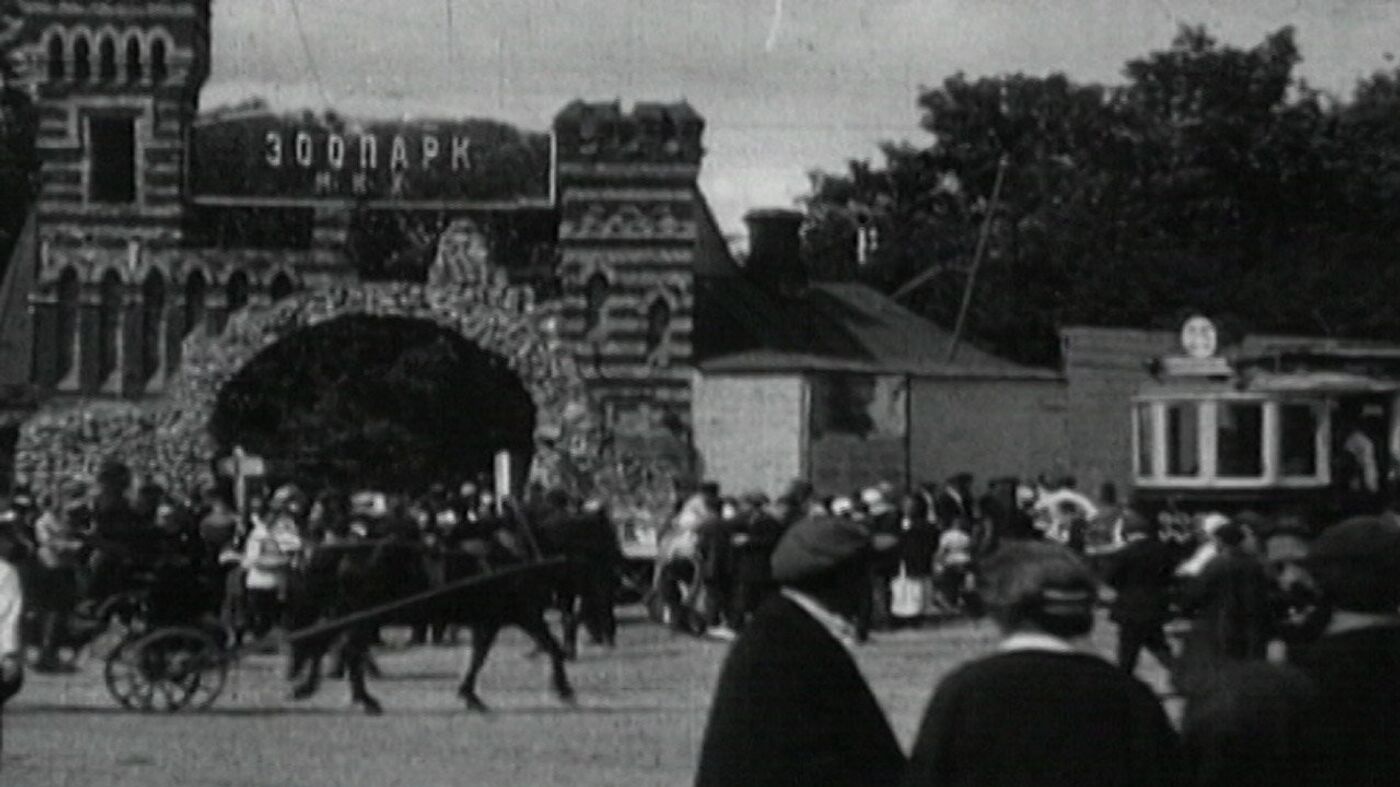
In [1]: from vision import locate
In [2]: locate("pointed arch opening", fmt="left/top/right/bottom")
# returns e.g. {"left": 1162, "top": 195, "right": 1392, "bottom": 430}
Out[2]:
{"left": 98, "top": 35, "right": 117, "bottom": 81}
{"left": 269, "top": 272, "right": 295, "bottom": 303}
{"left": 46, "top": 33, "right": 65, "bottom": 81}
{"left": 183, "top": 271, "right": 206, "bottom": 336}
{"left": 125, "top": 36, "right": 143, "bottom": 83}
{"left": 226, "top": 271, "right": 249, "bottom": 314}
{"left": 54, "top": 268, "right": 79, "bottom": 384}
{"left": 645, "top": 297, "right": 671, "bottom": 357}
{"left": 150, "top": 37, "right": 168, "bottom": 83}
{"left": 97, "top": 270, "right": 123, "bottom": 387}
{"left": 141, "top": 271, "right": 165, "bottom": 384}
{"left": 73, "top": 35, "right": 91, "bottom": 81}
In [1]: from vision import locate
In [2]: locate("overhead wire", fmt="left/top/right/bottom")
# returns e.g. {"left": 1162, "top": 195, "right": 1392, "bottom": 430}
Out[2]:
{"left": 286, "top": 0, "right": 333, "bottom": 107}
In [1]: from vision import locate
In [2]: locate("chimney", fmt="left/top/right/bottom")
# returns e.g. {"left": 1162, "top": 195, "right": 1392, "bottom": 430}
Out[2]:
{"left": 743, "top": 208, "right": 806, "bottom": 297}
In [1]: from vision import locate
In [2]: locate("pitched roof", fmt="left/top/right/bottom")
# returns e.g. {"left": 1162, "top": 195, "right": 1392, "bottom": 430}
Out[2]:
{"left": 695, "top": 277, "right": 1059, "bottom": 380}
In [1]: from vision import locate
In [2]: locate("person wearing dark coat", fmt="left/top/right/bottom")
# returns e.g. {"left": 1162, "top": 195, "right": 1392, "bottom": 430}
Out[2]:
{"left": 724, "top": 492, "right": 782, "bottom": 630}
{"left": 695, "top": 514, "right": 905, "bottom": 787}
{"left": 1102, "top": 511, "right": 1179, "bottom": 674}
{"left": 1176, "top": 522, "right": 1275, "bottom": 695}
{"left": 1288, "top": 516, "right": 1400, "bottom": 786}
{"left": 904, "top": 541, "right": 1179, "bottom": 787}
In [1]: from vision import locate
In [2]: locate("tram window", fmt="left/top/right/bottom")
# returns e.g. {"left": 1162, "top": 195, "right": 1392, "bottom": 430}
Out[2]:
{"left": 1280, "top": 404, "right": 1319, "bottom": 477}
{"left": 1135, "top": 404, "right": 1154, "bottom": 476}
{"left": 1165, "top": 403, "right": 1200, "bottom": 477}
{"left": 1217, "top": 402, "right": 1264, "bottom": 478}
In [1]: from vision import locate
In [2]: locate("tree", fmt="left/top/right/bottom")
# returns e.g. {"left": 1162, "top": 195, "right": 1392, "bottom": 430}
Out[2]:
{"left": 803, "top": 26, "right": 1400, "bottom": 366}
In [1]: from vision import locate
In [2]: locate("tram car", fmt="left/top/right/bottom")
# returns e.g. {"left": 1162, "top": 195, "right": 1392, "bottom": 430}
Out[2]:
{"left": 1130, "top": 317, "right": 1400, "bottom": 530}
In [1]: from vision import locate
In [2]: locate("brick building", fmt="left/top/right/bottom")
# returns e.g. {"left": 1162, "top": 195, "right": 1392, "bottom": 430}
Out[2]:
{"left": 0, "top": 0, "right": 727, "bottom": 487}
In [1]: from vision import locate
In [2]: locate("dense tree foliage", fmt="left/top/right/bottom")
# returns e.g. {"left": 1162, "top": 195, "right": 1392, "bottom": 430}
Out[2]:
{"left": 804, "top": 26, "right": 1400, "bottom": 366}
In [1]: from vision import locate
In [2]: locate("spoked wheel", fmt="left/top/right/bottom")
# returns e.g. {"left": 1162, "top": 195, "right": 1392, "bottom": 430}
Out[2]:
{"left": 104, "top": 627, "right": 229, "bottom": 712}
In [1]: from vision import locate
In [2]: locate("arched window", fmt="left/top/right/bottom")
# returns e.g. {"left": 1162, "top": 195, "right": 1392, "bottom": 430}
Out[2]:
{"left": 583, "top": 273, "right": 608, "bottom": 333}
{"left": 54, "top": 268, "right": 79, "bottom": 383}
{"left": 226, "top": 271, "right": 249, "bottom": 314}
{"left": 269, "top": 273, "right": 294, "bottom": 302}
{"left": 645, "top": 298, "right": 671, "bottom": 356}
{"left": 97, "top": 271, "right": 123, "bottom": 385}
{"left": 150, "top": 38, "right": 168, "bottom": 83}
{"left": 98, "top": 35, "right": 117, "bottom": 81}
{"left": 47, "top": 33, "right": 65, "bottom": 81}
{"left": 183, "top": 271, "right": 206, "bottom": 336}
{"left": 140, "top": 271, "right": 165, "bottom": 383}
{"left": 125, "top": 37, "right": 142, "bottom": 83}
{"left": 73, "top": 35, "right": 91, "bottom": 81}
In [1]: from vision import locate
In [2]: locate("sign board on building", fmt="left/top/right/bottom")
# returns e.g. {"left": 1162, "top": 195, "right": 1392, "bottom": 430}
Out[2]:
{"left": 189, "top": 113, "right": 554, "bottom": 208}
{"left": 1180, "top": 316, "right": 1219, "bottom": 359}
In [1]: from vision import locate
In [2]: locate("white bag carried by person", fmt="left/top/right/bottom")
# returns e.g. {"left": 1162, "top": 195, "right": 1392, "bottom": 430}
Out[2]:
{"left": 890, "top": 565, "right": 929, "bottom": 619}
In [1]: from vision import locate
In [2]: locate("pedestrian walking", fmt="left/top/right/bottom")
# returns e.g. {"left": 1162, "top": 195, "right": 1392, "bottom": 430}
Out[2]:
{"left": 1101, "top": 511, "right": 1179, "bottom": 675}
{"left": 1176, "top": 521, "right": 1274, "bottom": 696}
{"left": 695, "top": 514, "right": 905, "bottom": 787}
{"left": 904, "top": 541, "right": 1178, "bottom": 786}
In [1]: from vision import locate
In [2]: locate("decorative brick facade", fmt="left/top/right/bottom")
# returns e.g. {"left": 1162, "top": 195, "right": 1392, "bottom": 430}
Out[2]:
{"left": 2, "top": 1, "right": 714, "bottom": 511}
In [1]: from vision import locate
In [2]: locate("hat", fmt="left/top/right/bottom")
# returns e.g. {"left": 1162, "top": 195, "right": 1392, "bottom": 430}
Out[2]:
{"left": 1199, "top": 512, "right": 1231, "bottom": 537}
{"left": 1304, "top": 516, "right": 1400, "bottom": 612}
{"left": 830, "top": 496, "right": 855, "bottom": 516}
{"left": 351, "top": 491, "right": 387, "bottom": 519}
{"left": 860, "top": 487, "right": 886, "bottom": 508}
{"left": 741, "top": 490, "right": 770, "bottom": 507}
{"left": 771, "top": 515, "right": 878, "bottom": 583}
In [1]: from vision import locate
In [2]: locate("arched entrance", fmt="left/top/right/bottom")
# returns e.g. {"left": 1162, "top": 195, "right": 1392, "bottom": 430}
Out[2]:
{"left": 211, "top": 314, "right": 537, "bottom": 492}
{"left": 14, "top": 222, "right": 604, "bottom": 499}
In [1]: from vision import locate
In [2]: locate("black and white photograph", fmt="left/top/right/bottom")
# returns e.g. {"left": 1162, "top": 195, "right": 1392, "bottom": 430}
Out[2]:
{"left": 1, "top": 0, "right": 1399, "bottom": 784}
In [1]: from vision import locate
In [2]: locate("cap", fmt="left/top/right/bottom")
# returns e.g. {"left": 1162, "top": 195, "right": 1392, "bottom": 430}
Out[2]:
{"left": 1304, "top": 516, "right": 1400, "bottom": 612}
{"left": 771, "top": 514, "right": 877, "bottom": 583}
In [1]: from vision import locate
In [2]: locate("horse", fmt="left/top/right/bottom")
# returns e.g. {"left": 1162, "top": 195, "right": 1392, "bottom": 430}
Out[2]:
{"left": 283, "top": 533, "right": 575, "bottom": 715}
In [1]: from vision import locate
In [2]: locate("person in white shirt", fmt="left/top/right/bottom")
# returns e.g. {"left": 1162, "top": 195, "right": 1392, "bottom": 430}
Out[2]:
{"left": 0, "top": 552, "right": 24, "bottom": 759}
{"left": 241, "top": 486, "right": 305, "bottom": 638}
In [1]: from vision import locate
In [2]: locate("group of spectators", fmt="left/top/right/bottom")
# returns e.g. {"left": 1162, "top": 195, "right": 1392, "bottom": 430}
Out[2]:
{"left": 695, "top": 480, "right": 1400, "bottom": 786}
{"left": 660, "top": 472, "right": 1130, "bottom": 641}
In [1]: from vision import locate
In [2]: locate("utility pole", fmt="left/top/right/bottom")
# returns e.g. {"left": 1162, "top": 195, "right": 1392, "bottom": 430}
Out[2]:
{"left": 947, "top": 155, "right": 1009, "bottom": 363}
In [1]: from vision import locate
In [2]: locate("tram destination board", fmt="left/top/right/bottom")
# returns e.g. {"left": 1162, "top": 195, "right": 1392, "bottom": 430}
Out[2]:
{"left": 189, "top": 113, "right": 554, "bottom": 208}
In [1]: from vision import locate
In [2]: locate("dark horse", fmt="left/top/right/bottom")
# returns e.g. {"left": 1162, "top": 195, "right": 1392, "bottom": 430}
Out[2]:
{"left": 284, "top": 537, "right": 575, "bottom": 715}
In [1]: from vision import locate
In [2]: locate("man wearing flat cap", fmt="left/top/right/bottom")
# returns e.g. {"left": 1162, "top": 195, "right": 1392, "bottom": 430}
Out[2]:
{"left": 1289, "top": 516, "right": 1400, "bottom": 786}
{"left": 695, "top": 514, "right": 904, "bottom": 787}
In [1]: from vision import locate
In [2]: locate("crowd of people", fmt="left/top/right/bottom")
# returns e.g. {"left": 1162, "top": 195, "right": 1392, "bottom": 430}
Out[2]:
{"left": 657, "top": 472, "right": 1134, "bottom": 641}
{"left": 0, "top": 460, "right": 621, "bottom": 671}
{"left": 694, "top": 477, "right": 1400, "bottom": 786}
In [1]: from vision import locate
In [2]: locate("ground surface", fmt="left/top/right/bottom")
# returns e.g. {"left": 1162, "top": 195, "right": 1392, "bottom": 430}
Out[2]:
{"left": 4, "top": 610, "right": 1172, "bottom": 786}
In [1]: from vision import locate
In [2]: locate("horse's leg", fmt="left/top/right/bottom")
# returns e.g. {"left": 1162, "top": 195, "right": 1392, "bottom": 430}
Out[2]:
{"left": 519, "top": 612, "right": 576, "bottom": 705}
{"left": 560, "top": 588, "right": 580, "bottom": 661}
{"left": 457, "top": 624, "right": 499, "bottom": 712}
{"left": 344, "top": 630, "right": 382, "bottom": 716}
{"left": 289, "top": 643, "right": 323, "bottom": 701}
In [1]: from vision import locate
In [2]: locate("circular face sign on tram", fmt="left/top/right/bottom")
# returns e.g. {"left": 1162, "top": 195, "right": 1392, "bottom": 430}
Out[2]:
{"left": 1180, "top": 316, "right": 1219, "bottom": 359}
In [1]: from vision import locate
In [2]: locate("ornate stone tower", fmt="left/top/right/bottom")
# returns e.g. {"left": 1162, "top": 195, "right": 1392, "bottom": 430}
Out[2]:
{"left": 552, "top": 101, "right": 704, "bottom": 462}
{"left": 4, "top": 0, "right": 211, "bottom": 397}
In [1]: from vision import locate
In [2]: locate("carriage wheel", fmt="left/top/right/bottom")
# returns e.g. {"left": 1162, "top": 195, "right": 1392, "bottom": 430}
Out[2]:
{"left": 104, "top": 628, "right": 228, "bottom": 712}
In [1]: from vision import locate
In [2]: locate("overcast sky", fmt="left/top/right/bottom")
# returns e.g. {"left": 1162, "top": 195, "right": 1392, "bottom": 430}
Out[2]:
{"left": 204, "top": 0, "right": 1400, "bottom": 236}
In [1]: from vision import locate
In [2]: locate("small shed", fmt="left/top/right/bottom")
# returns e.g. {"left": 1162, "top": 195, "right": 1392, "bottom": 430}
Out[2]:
{"left": 692, "top": 210, "right": 1066, "bottom": 500}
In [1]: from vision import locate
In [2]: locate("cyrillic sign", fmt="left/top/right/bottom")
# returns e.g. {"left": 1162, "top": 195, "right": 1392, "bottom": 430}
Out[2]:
{"left": 190, "top": 113, "right": 553, "bottom": 206}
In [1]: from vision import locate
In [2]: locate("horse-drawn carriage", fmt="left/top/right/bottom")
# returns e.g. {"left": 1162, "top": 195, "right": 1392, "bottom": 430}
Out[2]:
{"left": 98, "top": 549, "right": 568, "bottom": 713}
